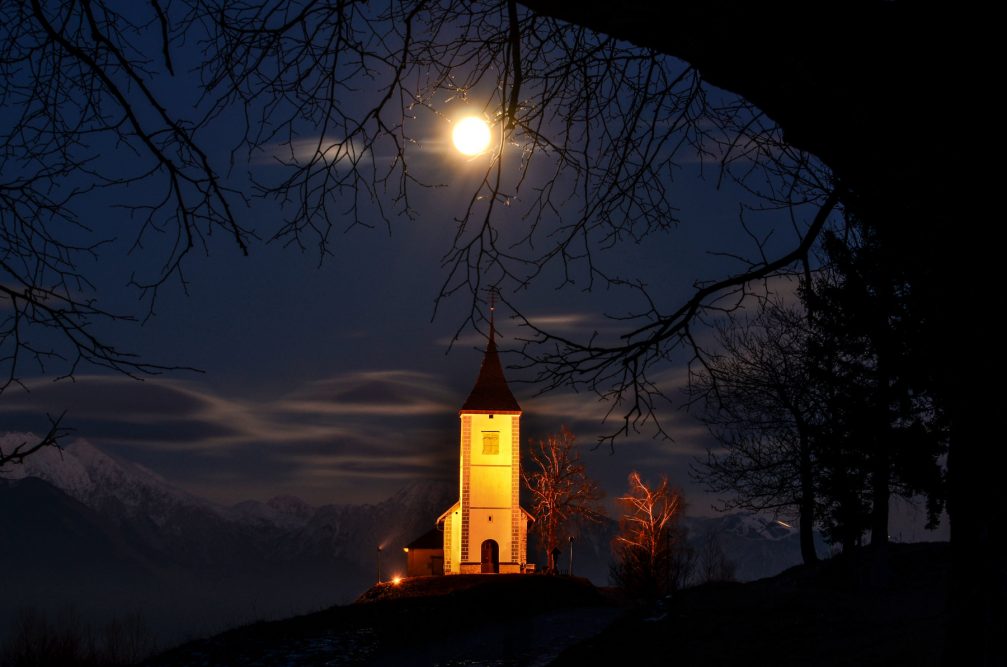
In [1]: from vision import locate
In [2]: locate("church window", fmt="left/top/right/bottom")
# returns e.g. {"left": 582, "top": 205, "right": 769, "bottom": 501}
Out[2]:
{"left": 482, "top": 431, "right": 500, "bottom": 455}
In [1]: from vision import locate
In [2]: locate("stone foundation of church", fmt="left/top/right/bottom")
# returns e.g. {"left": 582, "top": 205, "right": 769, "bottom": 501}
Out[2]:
{"left": 457, "top": 562, "right": 525, "bottom": 574}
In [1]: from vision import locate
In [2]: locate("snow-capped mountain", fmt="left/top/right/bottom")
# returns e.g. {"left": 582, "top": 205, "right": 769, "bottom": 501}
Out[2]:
{"left": 1, "top": 434, "right": 205, "bottom": 520}
{"left": 0, "top": 434, "right": 449, "bottom": 643}
{"left": 0, "top": 433, "right": 824, "bottom": 644}
{"left": 0, "top": 434, "right": 451, "bottom": 570}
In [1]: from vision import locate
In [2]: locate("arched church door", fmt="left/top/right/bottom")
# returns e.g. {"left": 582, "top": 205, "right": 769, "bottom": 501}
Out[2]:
{"left": 480, "top": 539, "right": 499, "bottom": 573}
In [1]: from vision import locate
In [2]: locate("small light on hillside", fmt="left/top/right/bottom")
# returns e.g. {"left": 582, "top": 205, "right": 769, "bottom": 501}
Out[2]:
{"left": 392, "top": 576, "right": 403, "bottom": 586}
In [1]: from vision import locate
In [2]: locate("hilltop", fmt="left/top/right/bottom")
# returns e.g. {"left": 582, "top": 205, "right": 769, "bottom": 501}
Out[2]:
{"left": 143, "top": 542, "right": 950, "bottom": 666}
{"left": 145, "top": 575, "right": 617, "bottom": 666}
{"left": 555, "top": 542, "right": 951, "bottom": 667}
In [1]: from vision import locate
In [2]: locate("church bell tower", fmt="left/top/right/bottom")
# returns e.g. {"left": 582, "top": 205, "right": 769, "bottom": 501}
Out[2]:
{"left": 438, "top": 306, "right": 531, "bottom": 574}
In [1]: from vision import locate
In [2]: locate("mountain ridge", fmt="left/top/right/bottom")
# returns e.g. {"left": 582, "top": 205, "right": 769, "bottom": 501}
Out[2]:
{"left": 1, "top": 433, "right": 830, "bottom": 644}
{"left": 0, "top": 434, "right": 450, "bottom": 643}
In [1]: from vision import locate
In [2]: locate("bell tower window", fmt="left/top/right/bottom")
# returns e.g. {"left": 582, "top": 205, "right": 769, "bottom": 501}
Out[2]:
{"left": 482, "top": 431, "right": 499, "bottom": 455}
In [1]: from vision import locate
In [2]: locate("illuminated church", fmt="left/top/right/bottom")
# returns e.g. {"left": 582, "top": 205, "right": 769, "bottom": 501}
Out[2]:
{"left": 432, "top": 313, "right": 533, "bottom": 574}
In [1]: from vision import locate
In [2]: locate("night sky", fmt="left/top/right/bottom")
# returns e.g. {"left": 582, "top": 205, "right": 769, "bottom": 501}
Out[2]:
{"left": 2, "top": 146, "right": 739, "bottom": 508}
{"left": 0, "top": 9, "right": 941, "bottom": 539}
{"left": 2, "top": 112, "right": 750, "bottom": 511}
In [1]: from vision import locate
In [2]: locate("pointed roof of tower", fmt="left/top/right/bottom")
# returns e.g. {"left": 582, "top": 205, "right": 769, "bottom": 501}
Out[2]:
{"left": 461, "top": 312, "right": 521, "bottom": 412}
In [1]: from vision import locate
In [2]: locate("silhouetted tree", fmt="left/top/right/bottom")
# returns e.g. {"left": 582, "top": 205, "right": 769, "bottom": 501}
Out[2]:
{"left": 1, "top": 606, "right": 154, "bottom": 666}
{"left": 523, "top": 426, "right": 605, "bottom": 574}
{"left": 809, "top": 222, "right": 946, "bottom": 549}
{"left": 696, "top": 532, "right": 736, "bottom": 584}
{"left": 1, "top": 1, "right": 226, "bottom": 461}
{"left": 611, "top": 471, "right": 684, "bottom": 599}
{"left": 690, "top": 300, "right": 821, "bottom": 564}
{"left": 814, "top": 427, "right": 872, "bottom": 554}
{"left": 666, "top": 524, "right": 698, "bottom": 591}
{"left": 3, "top": 0, "right": 833, "bottom": 400}
{"left": 693, "top": 272, "right": 945, "bottom": 557}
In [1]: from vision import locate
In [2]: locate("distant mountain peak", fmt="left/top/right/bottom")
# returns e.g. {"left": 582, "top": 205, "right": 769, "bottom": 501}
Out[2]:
{"left": 386, "top": 478, "right": 454, "bottom": 506}
{"left": 265, "top": 493, "right": 312, "bottom": 513}
{"left": 0, "top": 432, "right": 208, "bottom": 521}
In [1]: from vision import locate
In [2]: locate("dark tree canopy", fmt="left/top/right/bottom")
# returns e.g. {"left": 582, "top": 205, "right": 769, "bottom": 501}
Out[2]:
{"left": 521, "top": 1, "right": 959, "bottom": 219}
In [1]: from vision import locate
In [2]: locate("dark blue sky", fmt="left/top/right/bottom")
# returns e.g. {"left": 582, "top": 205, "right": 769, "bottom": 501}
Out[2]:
{"left": 0, "top": 4, "right": 857, "bottom": 525}
{"left": 0, "top": 130, "right": 800, "bottom": 516}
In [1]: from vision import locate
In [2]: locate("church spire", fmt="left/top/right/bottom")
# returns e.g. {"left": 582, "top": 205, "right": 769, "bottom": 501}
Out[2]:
{"left": 460, "top": 294, "right": 521, "bottom": 412}
{"left": 488, "top": 289, "right": 497, "bottom": 345}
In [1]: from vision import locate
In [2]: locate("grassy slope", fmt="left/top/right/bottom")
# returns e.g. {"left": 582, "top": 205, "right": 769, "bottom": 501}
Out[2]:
{"left": 145, "top": 575, "right": 611, "bottom": 666}
{"left": 145, "top": 543, "right": 950, "bottom": 666}
{"left": 554, "top": 542, "right": 950, "bottom": 667}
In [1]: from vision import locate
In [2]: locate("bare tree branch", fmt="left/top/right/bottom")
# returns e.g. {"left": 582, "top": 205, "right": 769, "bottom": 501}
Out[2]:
{"left": 0, "top": 412, "right": 70, "bottom": 468}
{"left": 512, "top": 187, "right": 842, "bottom": 442}
{"left": 522, "top": 426, "right": 605, "bottom": 573}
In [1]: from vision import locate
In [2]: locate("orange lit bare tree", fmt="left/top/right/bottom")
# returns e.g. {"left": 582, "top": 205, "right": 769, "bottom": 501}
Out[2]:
{"left": 611, "top": 471, "right": 684, "bottom": 598}
{"left": 523, "top": 426, "right": 605, "bottom": 574}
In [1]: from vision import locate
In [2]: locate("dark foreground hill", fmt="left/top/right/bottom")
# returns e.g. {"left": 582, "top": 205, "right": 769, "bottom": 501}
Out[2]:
{"left": 144, "top": 543, "right": 950, "bottom": 667}
{"left": 556, "top": 542, "right": 951, "bottom": 667}
{"left": 145, "top": 575, "right": 616, "bottom": 666}
{"left": 2, "top": 434, "right": 839, "bottom": 648}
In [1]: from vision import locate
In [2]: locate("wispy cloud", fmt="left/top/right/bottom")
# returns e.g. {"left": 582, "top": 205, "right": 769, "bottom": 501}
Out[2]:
{"left": 434, "top": 311, "right": 628, "bottom": 351}
{"left": 521, "top": 313, "right": 596, "bottom": 330}
{"left": 278, "top": 370, "right": 454, "bottom": 418}
{"left": 434, "top": 331, "right": 488, "bottom": 349}
{"left": 0, "top": 376, "right": 354, "bottom": 450}
{"left": 1, "top": 359, "right": 717, "bottom": 507}
{"left": 1, "top": 370, "right": 467, "bottom": 504}
{"left": 252, "top": 136, "right": 373, "bottom": 169}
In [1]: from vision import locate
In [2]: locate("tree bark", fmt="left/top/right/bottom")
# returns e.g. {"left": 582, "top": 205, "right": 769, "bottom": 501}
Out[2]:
{"left": 798, "top": 429, "right": 818, "bottom": 564}
{"left": 870, "top": 318, "right": 891, "bottom": 550}
{"left": 869, "top": 445, "right": 890, "bottom": 548}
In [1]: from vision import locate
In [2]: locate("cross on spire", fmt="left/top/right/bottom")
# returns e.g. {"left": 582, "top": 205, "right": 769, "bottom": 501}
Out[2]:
{"left": 487, "top": 286, "right": 499, "bottom": 334}
{"left": 487, "top": 287, "right": 498, "bottom": 316}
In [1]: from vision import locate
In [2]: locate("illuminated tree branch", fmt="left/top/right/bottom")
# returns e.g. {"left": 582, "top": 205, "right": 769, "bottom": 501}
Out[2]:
{"left": 611, "top": 471, "right": 685, "bottom": 597}
{"left": 522, "top": 426, "right": 606, "bottom": 573}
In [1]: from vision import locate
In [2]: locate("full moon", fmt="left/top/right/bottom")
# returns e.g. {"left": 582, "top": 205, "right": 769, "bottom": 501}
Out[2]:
{"left": 452, "top": 117, "right": 492, "bottom": 156}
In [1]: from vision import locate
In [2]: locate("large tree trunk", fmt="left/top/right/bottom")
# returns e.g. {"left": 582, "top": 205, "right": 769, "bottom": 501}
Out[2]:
{"left": 869, "top": 447, "right": 890, "bottom": 548}
{"left": 869, "top": 264, "right": 893, "bottom": 550}
{"left": 870, "top": 342, "right": 891, "bottom": 549}
{"left": 798, "top": 429, "right": 818, "bottom": 564}
{"left": 945, "top": 254, "right": 1002, "bottom": 664}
